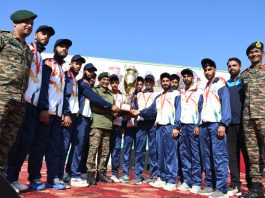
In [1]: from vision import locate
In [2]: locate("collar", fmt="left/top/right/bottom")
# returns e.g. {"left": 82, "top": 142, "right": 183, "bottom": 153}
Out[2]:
{"left": 183, "top": 83, "right": 197, "bottom": 92}
{"left": 35, "top": 41, "right": 46, "bottom": 53}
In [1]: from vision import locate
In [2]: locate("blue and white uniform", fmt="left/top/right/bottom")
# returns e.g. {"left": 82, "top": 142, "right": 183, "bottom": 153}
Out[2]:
{"left": 199, "top": 77, "right": 231, "bottom": 193}
{"left": 28, "top": 55, "right": 66, "bottom": 184}
{"left": 134, "top": 89, "right": 159, "bottom": 180}
{"left": 174, "top": 84, "right": 203, "bottom": 187}
{"left": 7, "top": 42, "right": 44, "bottom": 183}
{"left": 140, "top": 89, "right": 180, "bottom": 184}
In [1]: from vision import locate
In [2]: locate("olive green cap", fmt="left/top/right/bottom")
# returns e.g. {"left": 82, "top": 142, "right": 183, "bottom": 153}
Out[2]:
{"left": 10, "top": 10, "right": 37, "bottom": 23}
{"left": 98, "top": 72, "right": 110, "bottom": 81}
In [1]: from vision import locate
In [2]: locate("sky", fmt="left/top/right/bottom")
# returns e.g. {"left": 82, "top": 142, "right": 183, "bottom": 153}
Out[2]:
{"left": 1, "top": 0, "right": 264, "bottom": 71}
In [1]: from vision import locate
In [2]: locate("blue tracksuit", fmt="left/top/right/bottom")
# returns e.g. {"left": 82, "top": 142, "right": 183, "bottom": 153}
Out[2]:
{"left": 110, "top": 125, "right": 122, "bottom": 177}
{"left": 140, "top": 89, "right": 179, "bottom": 184}
{"left": 174, "top": 86, "right": 203, "bottom": 187}
{"left": 199, "top": 77, "right": 231, "bottom": 193}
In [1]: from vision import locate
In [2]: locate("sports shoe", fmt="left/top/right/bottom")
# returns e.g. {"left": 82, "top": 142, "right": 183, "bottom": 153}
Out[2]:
{"left": 29, "top": 179, "right": 45, "bottom": 190}
{"left": 70, "top": 178, "right": 88, "bottom": 187}
{"left": 209, "top": 190, "right": 228, "bottom": 198}
{"left": 177, "top": 182, "right": 191, "bottom": 191}
{"left": 198, "top": 187, "right": 214, "bottom": 196}
{"left": 163, "top": 183, "right": 177, "bottom": 191}
{"left": 119, "top": 175, "right": 129, "bottom": 183}
{"left": 227, "top": 186, "right": 242, "bottom": 196}
{"left": 45, "top": 178, "right": 66, "bottom": 190}
{"left": 189, "top": 185, "right": 201, "bottom": 194}
{"left": 150, "top": 177, "right": 166, "bottom": 188}
{"left": 110, "top": 175, "right": 120, "bottom": 183}
{"left": 140, "top": 175, "right": 148, "bottom": 183}
{"left": 59, "top": 180, "right": 70, "bottom": 189}
{"left": 63, "top": 172, "right": 71, "bottom": 183}
{"left": 10, "top": 181, "right": 28, "bottom": 192}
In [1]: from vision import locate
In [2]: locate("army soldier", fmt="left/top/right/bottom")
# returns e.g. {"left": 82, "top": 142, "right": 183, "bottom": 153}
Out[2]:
{"left": 0, "top": 10, "right": 37, "bottom": 174}
{"left": 240, "top": 41, "right": 265, "bottom": 198}
{"left": 6, "top": 25, "right": 55, "bottom": 192}
{"left": 86, "top": 72, "right": 114, "bottom": 184}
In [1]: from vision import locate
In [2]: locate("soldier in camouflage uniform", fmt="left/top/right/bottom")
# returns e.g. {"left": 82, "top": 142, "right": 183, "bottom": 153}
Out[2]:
{"left": 240, "top": 41, "right": 265, "bottom": 198}
{"left": 0, "top": 10, "right": 37, "bottom": 173}
{"left": 86, "top": 72, "right": 114, "bottom": 184}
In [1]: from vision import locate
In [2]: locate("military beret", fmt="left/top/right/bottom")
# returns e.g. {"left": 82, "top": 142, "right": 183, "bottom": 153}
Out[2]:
{"left": 10, "top": 10, "right": 37, "bottom": 22}
{"left": 171, "top": 74, "right": 180, "bottom": 81}
{"left": 110, "top": 74, "right": 119, "bottom": 82}
{"left": 98, "top": 72, "right": 110, "bottom": 81}
{"left": 160, "top": 72, "right": 172, "bottom": 81}
{"left": 36, "top": 25, "right": 55, "bottom": 36}
{"left": 144, "top": 74, "right": 155, "bottom": 82}
{"left": 246, "top": 41, "right": 264, "bottom": 55}
{"left": 181, "top": 68, "right": 194, "bottom": 76}
{"left": 83, "top": 63, "right": 97, "bottom": 71}
{"left": 71, "top": 54, "right": 85, "bottom": 63}
{"left": 201, "top": 58, "right": 216, "bottom": 68}
{"left": 54, "top": 39, "right": 72, "bottom": 49}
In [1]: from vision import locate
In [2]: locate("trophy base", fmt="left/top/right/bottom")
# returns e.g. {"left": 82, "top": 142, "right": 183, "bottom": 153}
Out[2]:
{"left": 121, "top": 104, "right": 131, "bottom": 112}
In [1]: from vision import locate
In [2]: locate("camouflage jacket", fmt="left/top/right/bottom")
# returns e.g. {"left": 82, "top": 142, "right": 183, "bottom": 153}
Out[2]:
{"left": 0, "top": 30, "right": 33, "bottom": 101}
{"left": 241, "top": 64, "right": 265, "bottom": 119}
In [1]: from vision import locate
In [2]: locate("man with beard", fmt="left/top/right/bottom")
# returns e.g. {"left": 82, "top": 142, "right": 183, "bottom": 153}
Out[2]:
{"left": 171, "top": 74, "right": 180, "bottom": 90}
{"left": 58, "top": 55, "right": 88, "bottom": 188}
{"left": 225, "top": 57, "right": 250, "bottom": 197}
{"left": 0, "top": 10, "right": 37, "bottom": 176}
{"left": 134, "top": 74, "right": 159, "bottom": 184}
{"left": 6, "top": 25, "right": 55, "bottom": 192}
{"left": 174, "top": 68, "right": 203, "bottom": 194}
{"left": 86, "top": 72, "right": 114, "bottom": 184}
{"left": 131, "top": 72, "right": 180, "bottom": 191}
{"left": 198, "top": 58, "right": 231, "bottom": 198}
{"left": 240, "top": 41, "right": 265, "bottom": 198}
{"left": 27, "top": 39, "right": 72, "bottom": 190}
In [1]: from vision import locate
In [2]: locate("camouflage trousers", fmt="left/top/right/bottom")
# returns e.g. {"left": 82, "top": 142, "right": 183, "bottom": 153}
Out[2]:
{"left": 0, "top": 97, "right": 24, "bottom": 167}
{"left": 86, "top": 128, "right": 111, "bottom": 172}
{"left": 243, "top": 118, "right": 265, "bottom": 182}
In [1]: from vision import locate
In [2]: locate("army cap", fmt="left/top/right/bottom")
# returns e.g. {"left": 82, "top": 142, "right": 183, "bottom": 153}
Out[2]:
{"left": 160, "top": 72, "right": 172, "bottom": 81}
{"left": 71, "top": 55, "right": 86, "bottom": 63}
{"left": 144, "top": 74, "right": 155, "bottom": 82}
{"left": 36, "top": 25, "right": 55, "bottom": 36}
{"left": 10, "top": 10, "right": 37, "bottom": 23}
{"left": 54, "top": 39, "right": 72, "bottom": 49}
{"left": 201, "top": 58, "right": 216, "bottom": 68}
{"left": 246, "top": 41, "right": 264, "bottom": 55}
{"left": 181, "top": 68, "right": 194, "bottom": 76}
{"left": 171, "top": 74, "right": 180, "bottom": 82}
{"left": 83, "top": 63, "right": 97, "bottom": 71}
{"left": 110, "top": 74, "right": 119, "bottom": 82}
{"left": 98, "top": 72, "right": 110, "bottom": 81}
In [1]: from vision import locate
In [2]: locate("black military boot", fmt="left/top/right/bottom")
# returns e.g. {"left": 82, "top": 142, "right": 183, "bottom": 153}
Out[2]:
{"left": 240, "top": 182, "right": 264, "bottom": 198}
{"left": 87, "top": 171, "right": 97, "bottom": 185}
{"left": 97, "top": 170, "right": 114, "bottom": 183}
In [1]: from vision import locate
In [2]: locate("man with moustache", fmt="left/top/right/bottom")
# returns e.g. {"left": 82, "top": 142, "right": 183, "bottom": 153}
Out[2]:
{"left": 132, "top": 72, "right": 180, "bottom": 191}
{"left": 174, "top": 68, "right": 203, "bottom": 194}
{"left": 86, "top": 72, "right": 114, "bottom": 184}
{"left": 240, "top": 41, "right": 265, "bottom": 198}
{"left": 198, "top": 58, "right": 231, "bottom": 198}
{"left": 6, "top": 25, "right": 55, "bottom": 192}
{"left": 171, "top": 74, "right": 180, "bottom": 90}
{"left": 0, "top": 10, "right": 37, "bottom": 176}
{"left": 27, "top": 39, "right": 72, "bottom": 190}
{"left": 225, "top": 57, "right": 250, "bottom": 197}
{"left": 59, "top": 55, "right": 88, "bottom": 188}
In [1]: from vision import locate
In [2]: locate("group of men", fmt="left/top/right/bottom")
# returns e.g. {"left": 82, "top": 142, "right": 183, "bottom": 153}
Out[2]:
{"left": 0, "top": 9, "right": 264, "bottom": 198}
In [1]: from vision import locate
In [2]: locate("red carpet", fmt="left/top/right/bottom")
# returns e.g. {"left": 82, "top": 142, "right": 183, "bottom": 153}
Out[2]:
{"left": 19, "top": 162, "right": 264, "bottom": 198}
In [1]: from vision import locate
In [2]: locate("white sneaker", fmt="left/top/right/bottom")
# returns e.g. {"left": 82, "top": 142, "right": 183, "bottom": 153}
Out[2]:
{"left": 70, "top": 178, "right": 89, "bottom": 187}
{"left": 110, "top": 175, "right": 120, "bottom": 183}
{"left": 190, "top": 185, "right": 201, "bottom": 194}
{"left": 209, "top": 190, "right": 228, "bottom": 198}
{"left": 10, "top": 181, "right": 28, "bottom": 192}
{"left": 227, "top": 186, "right": 241, "bottom": 196}
{"left": 198, "top": 187, "right": 214, "bottom": 196}
{"left": 163, "top": 183, "right": 177, "bottom": 191}
{"left": 149, "top": 177, "right": 166, "bottom": 188}
{"left": 177, "top": 182, "right": 191, "bottom": 191}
